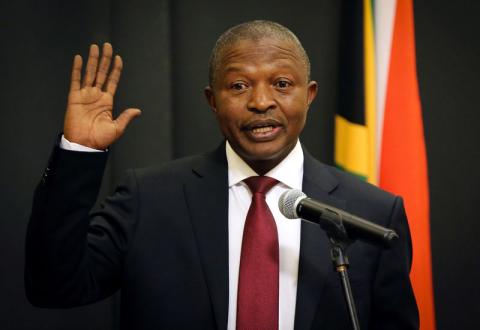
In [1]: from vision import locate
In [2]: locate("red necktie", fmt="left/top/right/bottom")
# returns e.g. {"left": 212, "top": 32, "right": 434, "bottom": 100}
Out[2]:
{"left": 237, "top": 176, "right": 279, "bottom": 330}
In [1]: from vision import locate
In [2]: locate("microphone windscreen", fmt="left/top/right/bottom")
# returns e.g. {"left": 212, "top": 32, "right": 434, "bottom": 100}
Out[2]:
{"left": 278, "top": 189, "right": 306, "bottom": 219}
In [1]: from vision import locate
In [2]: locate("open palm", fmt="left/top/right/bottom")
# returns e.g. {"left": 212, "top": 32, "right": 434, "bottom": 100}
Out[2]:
{"left": 64, "top": 43, "right": 141, "bottom": 150}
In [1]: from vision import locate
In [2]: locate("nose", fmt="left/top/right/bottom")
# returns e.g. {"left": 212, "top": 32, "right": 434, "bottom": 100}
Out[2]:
{"left": 247, "top": 83, "right": 276, "bottom": 113}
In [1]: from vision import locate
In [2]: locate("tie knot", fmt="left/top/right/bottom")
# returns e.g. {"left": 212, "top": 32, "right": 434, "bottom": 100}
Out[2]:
{"left": 244, "top": 176, "right": 278, "bottom": 195}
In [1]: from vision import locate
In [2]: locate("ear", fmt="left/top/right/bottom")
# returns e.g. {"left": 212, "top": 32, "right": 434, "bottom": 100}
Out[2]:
{"left": 306, "top": 81, "right": 318, "bottom": 108}
{"left": 204, "top": 86, "right": 217, "bottom": 113}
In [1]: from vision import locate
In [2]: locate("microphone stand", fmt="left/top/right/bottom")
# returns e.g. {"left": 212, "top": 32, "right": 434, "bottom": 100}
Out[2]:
{"left": 318, "top": 212, "right": 361, "bottom": 330}
{"left": 329, "top": 236, "right": 360, "bottom": 330}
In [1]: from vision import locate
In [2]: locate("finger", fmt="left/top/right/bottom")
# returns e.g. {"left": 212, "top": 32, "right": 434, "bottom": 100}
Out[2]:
{"left": 70, "top": 55, "right": 82, "bottom": 92}
{"left": 114, "top": 108, "right": 142, "bottom": 136}
{"left": 106, "top": 55, "right": 123, "bottom": 95}
{"left": 95, "top": 42, "right": 113, "bottom": 89}
{"left": 83, "top": 44, "right": 100, "bottom": 87}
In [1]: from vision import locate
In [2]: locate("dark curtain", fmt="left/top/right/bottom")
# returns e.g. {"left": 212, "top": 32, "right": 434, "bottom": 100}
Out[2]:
{"left": 0, "top": 0, "right": 478, "bottom": 329}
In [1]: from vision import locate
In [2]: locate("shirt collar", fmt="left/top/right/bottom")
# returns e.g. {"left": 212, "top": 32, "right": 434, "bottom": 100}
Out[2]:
{"left": 226, "top": 140, "right": 304, "bottom": 190}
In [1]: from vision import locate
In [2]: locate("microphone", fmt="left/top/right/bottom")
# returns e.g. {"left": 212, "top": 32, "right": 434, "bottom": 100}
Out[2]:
{"left": 278, "top": 189, "right": 398, "bottom": 248}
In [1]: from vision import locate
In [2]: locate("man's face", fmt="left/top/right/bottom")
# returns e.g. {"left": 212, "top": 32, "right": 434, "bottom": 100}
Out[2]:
{"left": 205, "top": 38, "right": 318, "bottom": 174}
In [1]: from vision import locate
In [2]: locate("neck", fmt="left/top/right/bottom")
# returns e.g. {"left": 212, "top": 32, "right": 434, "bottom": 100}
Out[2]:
{"left": 242, "top": 143, "right": 297, "bottom": 175}
{"left": 245, "top": 158, "right": 282, "bottom": 176}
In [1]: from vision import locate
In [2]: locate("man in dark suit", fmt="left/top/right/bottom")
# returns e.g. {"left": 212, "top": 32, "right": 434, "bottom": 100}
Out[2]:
{"left": 26, "top": 20, "right": 419, "bottom": 329}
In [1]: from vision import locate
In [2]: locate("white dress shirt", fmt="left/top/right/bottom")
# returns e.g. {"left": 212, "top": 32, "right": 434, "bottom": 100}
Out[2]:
{"left": 60, "top": 136, "right": 104, "bottom": 152}
{"left": 60, "top": 136, "right": 303, "bottom": 330}
{"left": 226, "top": 140, "right": 303, "bottom": 330}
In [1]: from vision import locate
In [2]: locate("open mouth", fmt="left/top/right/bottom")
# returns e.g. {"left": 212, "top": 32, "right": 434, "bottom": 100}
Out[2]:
{"left": 252, "top": 125, "right": 274, "bottom": 134}
{"left": 243, "top": 120, "right": 282, "bottom": 141}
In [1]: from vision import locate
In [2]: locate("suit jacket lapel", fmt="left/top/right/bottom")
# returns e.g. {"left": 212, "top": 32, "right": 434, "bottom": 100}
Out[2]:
{"left": 183, "top": 143, "right": 229, "bottom": 330}
{"left": 182, "top": 143, "right": 347, "bottom": 329}
{"left": 294, "top": 148, "right": 346, "bottom": 330}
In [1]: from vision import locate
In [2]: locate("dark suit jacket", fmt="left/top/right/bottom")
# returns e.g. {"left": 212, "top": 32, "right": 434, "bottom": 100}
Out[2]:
{"left": 25, "top": 143, "right": 419, "bottom": 329}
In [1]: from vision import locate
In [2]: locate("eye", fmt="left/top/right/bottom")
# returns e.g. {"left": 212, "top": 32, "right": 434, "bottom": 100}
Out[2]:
{"left": 274, "top": 79, "right": 292, "bottom": 89}
{"left": 231, "top": 81, "right": 248, "bottom": 91}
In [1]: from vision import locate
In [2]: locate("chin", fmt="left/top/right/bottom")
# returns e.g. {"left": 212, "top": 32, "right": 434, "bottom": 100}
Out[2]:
{"left": 241, "top": 144, "right": 289, "bottom": 162}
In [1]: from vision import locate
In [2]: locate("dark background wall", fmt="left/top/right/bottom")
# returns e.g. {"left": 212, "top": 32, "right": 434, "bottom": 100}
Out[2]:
{"left": 0, "top": 0, "right": 478, "bottom": 329}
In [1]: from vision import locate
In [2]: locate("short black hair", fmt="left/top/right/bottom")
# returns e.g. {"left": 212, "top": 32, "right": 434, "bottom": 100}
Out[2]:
{"left": 208, "top": 20, "right": 311, "bottom": 85}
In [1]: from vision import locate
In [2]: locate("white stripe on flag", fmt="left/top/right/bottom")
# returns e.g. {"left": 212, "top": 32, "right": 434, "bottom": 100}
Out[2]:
{"left": 374, "top": 0, "right": 397, "bottom": 179}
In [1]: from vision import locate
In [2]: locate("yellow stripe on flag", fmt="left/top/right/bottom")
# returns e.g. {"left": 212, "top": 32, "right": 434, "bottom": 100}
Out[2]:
{"left": 334, "top": 115, "right": 369, "bottom": 179}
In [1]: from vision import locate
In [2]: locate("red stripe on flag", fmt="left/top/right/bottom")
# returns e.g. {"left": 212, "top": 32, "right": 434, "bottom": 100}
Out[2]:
{"left": 379, "top": 0, "right": 436, "bottom": 329}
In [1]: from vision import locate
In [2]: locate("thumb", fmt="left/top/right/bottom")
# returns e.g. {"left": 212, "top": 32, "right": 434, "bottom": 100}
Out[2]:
{"left": 115, "top": 108, "right": 142, "bottom": 136}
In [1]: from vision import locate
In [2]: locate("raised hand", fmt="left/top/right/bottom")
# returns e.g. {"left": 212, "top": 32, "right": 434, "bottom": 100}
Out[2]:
{"left": 63, "top": 43, "right": 141, "bottom": 150}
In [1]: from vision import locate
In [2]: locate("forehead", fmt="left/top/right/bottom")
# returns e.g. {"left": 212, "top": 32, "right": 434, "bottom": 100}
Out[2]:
{"left": 217, "top": 38, "right": 306, "bottom": 76}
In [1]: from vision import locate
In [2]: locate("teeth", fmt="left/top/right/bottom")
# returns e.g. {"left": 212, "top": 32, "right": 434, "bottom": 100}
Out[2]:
{"left": 252, "top": 126, "right": 273, "bottom": 133}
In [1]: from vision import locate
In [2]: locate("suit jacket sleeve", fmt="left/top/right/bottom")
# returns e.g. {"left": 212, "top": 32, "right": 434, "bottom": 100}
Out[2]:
{"left": 25, "top": 146, "right": 138, "bottom": 307}
{"left": 370, "top": 196, "right": 419, "bottom": 329}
